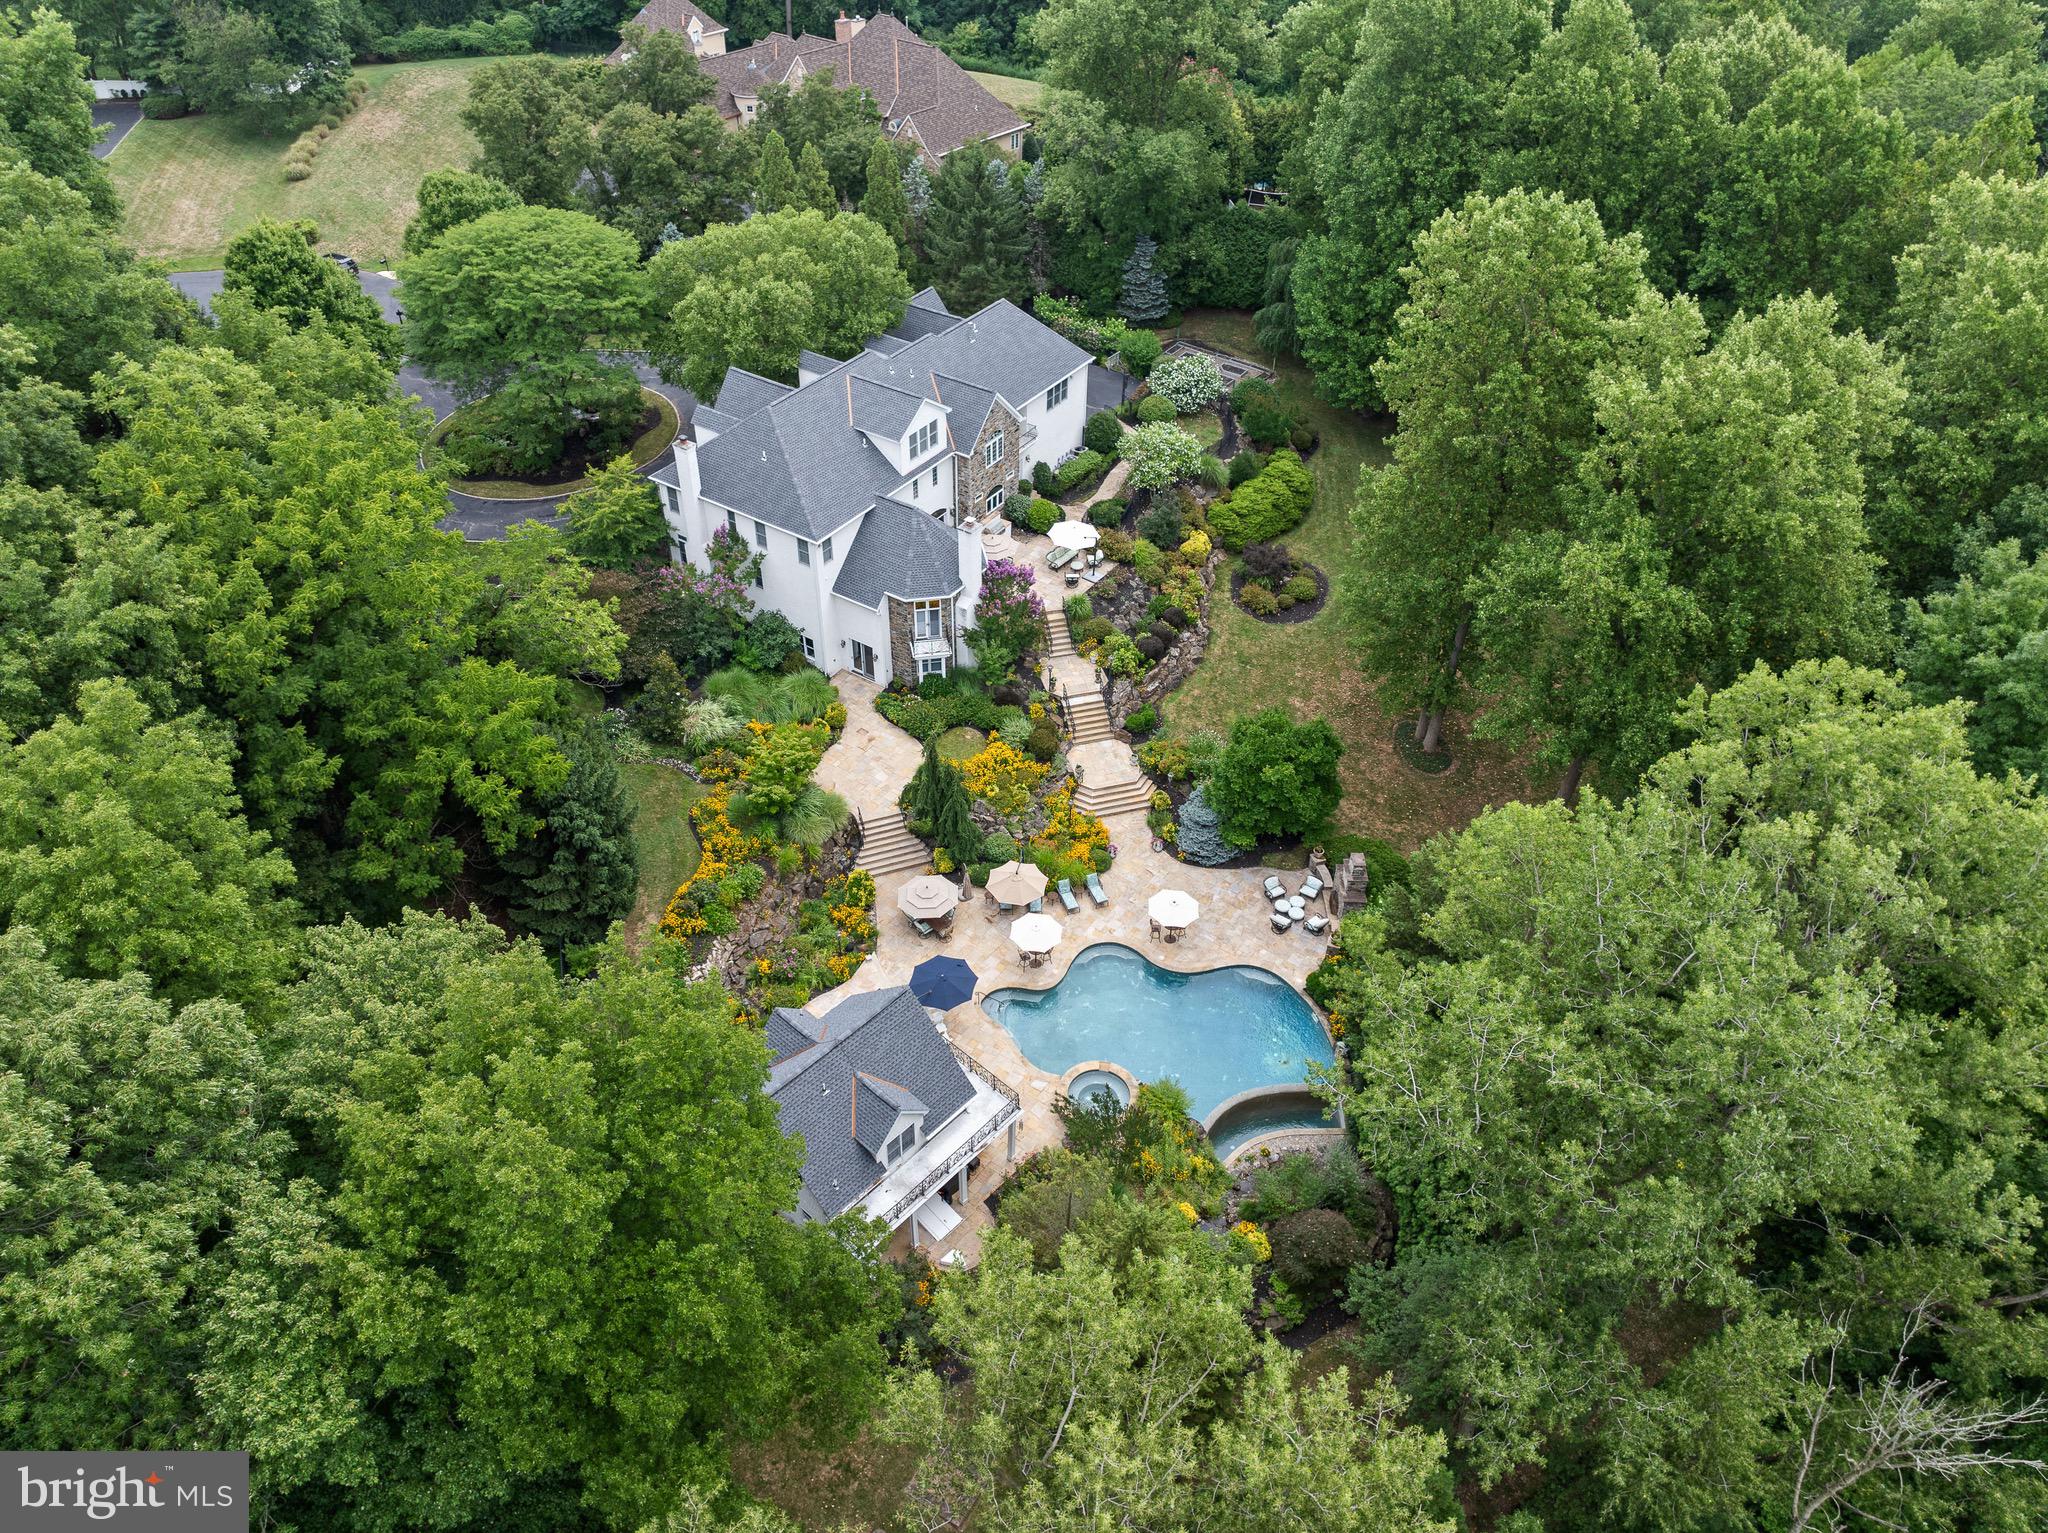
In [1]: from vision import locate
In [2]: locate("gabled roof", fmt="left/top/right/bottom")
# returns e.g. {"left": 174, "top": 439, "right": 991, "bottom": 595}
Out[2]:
{"left": 605, "top": 0, "right": 727, "bottom": 63}
{"left": 686, "top": 294, "right": 1086, "bottom": 545}
{"left": 766, "top": 986, "right": 975, "bottom": 1218}
{"left": 697, "top": 14, "right": 1027, "bottom": 159}
{"left": 833, "top": 497, "right": 965, "bottom": 606}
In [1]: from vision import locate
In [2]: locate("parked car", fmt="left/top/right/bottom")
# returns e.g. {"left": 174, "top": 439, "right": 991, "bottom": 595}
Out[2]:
{"left": 324, "top": 252, "right": 359, "bottom": 274}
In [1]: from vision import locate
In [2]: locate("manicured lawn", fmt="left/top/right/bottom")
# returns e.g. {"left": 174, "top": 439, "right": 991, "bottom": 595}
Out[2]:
{"left": 109, "top": 57, "right": 495, "bottom": 270}
{"left": 968, "top": 69, "right": 1046, "bottom": 114}
{"left": 935, "top": 725, "right": 986, "bottom": 762}
{"left": 434, "top": 390, "right": 681, "bottom": 498}
{"left": 1155, "top": 310, "right": 1549, "bottom": 852}
{"left": 620, "top": 762, "right": 707, "bottom": 947}
{"left": 1182, "top": 407, "right": 1226, "bottom": 451}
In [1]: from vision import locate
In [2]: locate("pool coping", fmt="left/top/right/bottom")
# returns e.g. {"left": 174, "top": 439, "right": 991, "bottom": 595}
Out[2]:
{"left": 984, "top": 942, "right": 1337, "bottom": 1139}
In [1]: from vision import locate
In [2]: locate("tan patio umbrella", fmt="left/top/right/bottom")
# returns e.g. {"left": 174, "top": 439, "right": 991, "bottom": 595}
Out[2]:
{"left": 986, "top": 860, "right": 1049, "bottom": 905}
{"left": 1147, "top": 889, "right": 1200, "bottom": 928}
{"left": 896, "top": 875, "right": 961, "bottom": 922}
{"left": 1048, "top": 519, "right": 1099, "bottom": 551}
{"left": 1009, "top": 912, "right": 1064, "bottom": 954}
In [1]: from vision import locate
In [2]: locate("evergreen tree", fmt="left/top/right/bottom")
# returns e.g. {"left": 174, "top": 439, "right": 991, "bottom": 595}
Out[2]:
{"left": 756, "top": 128, "right": 796, "bottom": 212}
{"left": 904, "top": 737, "right": 948, "bottom": 825}
{"left": 903, "top": 155, "right": 932, "bottom": 220}
{"left": 931, "top": 768, "right": 981, "bottom": 868}
{"left": 488, "top": 725, "right": 638, "bottom": 954}
{"left": 860, "top": 136, "right": 911, "bottom": 255}
{"left": 922, "top": 146, "right": 1030, "bottom": 311}
{"left": 1118, "top": 233, "right": 1169, "bottom": 322}
{"left": 794, "top": 140, "right": 838, "bottom": 215}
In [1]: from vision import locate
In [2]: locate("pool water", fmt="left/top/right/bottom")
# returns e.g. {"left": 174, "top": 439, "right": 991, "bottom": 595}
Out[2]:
{"left": 983, "top": 944, "right": 1335, "bottom": 1128}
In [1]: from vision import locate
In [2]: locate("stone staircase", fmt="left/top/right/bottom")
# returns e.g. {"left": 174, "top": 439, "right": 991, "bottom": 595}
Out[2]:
{"left": 1073, "top": 771, "right": 1158, "bottom": 819}
{"left": 1063, "top": 690, "right": 1118, "bottom": 746}
{"left": 1045, "top": 608, "right": 1078, "bottom": 661}
{"left": 855, "top": 807, "right": 930, "bottom": 876}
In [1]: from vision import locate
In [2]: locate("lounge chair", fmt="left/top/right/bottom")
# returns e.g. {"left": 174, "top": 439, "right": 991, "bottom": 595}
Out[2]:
{"left": 1263, "top": 875, "right": 1286, "bottom": 901}
{"left": 1029, "top": 896, "right": 1044, "bottom": 913}
{"left": 1047, "top": 545, "right": 1077, "bottom": 570}
{"left": 1057, "top": 878, "right": 1081, "bottom": 913}
{"left": 1298, "top": 875, "right": 1325, "bottom": 901}
{"left": 1085, "top": 872, "right": 1109, "bottom": 906}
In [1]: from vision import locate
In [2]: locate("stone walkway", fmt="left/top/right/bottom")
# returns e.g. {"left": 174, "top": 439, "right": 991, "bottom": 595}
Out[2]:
{"left": 815, "top": 671, "right": 922, "bottom": 819}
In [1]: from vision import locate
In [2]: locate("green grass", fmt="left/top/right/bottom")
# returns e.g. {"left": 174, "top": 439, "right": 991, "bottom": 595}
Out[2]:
{"left": 1156, "top": 310, "right": 1549, "bottom": 852}
{"left": 620, "top": 763, "right": 707, "bottom": 947}
{"left": 1183, "top": 407, "right": 1226, "bottom": 451}
{"left": 969, "top": 69, "right": 1046, "bottom": 114}
{"left": 935, "top": 725, "right": 986, "bottom": 763}
{"left": 109, "top": 57, "right": 496, "bottom": 270}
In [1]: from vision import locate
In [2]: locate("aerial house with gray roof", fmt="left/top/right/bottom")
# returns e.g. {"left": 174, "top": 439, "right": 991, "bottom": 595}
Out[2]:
{"left": 765, "top": 985, "right": 1020, "bottom": 1248}
{"left": 651, "top": 289, "right": 1090, "bottom": 688}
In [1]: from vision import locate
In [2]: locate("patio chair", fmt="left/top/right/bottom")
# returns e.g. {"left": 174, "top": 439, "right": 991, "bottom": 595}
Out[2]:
{"left": 1298, "top": 875, "right": 1325, "bottom": 901}
{"left": 1262, "top": 875, "right": 1286, "bottom": 901}
{"left": 1057, "top": 878, "right": 1081, "bottom": 913}
{"left": 1304, "top": 913, "right": 1332, "bottom": 936}
{"left": 1270, "top": 911, "right": 1291, "bottom": 933}
{"left": 1047, "top": 545, "right": 1077, "bottom": 570}
{"left": 1088, "top": 549, "right": 1104, "bottom": 569}
{"left": 1149, "top": 917, "right": 1162, "bottom": 940}
{"left": 911, "top": 917, "right": 935, "bottom": 937}
{"left": 1085, "top": 872, "right": 1109, "bottom": 906}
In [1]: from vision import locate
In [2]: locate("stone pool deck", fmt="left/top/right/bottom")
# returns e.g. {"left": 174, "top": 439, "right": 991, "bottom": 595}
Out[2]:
{"left": 805, "top": 678, "right": 1335, "bottom": 1266}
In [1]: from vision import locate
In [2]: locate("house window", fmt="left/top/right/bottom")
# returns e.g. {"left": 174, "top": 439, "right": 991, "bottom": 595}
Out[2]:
{"left": 823, "top": 536, "right": 834, "bottom": 562}
{"left": 913, "top": 599, "right": 944, "bottom": 640}
{"left": 909, "top": 477, "right": 919, "bottom": 500}
{"left": 725, "top": 509, "right": 738, "bottom": 536}
{"left": 909, "top": 420, "right": 939, "bottom": 459}
{"left": 930, "top": 464, "right": 939, "bottom": 486}
{"left": 802, "top": 633, "right": 816, "bottom": 660}
{"left": 753, "top": 518, "right": 768, "bottom": 549}
{"left": 984, "top": 432, "right": 1004, "bottom": 467}
{"left": 985, "top": 486, "right": 1006, "bottom": 516}
{"left": 669, "top": 535, "right": 687, "bottom": 566}
{"left": 661, "top": 484, "right": 678, "bottom": 515}
{"left": 1009, "top": 131, "right": 1021, "bottom": 150}
{"left": 1045, "top": 377, "right": 1069, "bottom": 410}
{"left": 798, "top": 538, "right": 811, "bottom": 565}
{"left": 885, "top": 1123, "right": 918, "bottom": 1162}
{"left": 918, "top": 655, "right": 948, "bottom": 680}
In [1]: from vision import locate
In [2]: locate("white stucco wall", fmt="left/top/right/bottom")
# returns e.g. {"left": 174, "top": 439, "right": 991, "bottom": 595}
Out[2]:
{"left": 1010, "top": 362, "right": 1089, "bottom": 474}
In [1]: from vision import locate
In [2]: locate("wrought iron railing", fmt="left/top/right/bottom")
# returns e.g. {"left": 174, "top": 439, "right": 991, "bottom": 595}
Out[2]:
{"left": 871, "top": 1047, "right": 1022, "bottom": 1229}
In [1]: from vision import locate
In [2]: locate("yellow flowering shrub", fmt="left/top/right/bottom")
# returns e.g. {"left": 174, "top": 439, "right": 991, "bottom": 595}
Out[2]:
{"left": 1177, "top": 1201, "right": 1199, "bottom": 1222}
{"left": 1232, "top": 1221, "right": 1272, "bottom": 1263}
{"left": 657, "top": 787, "right": 771, "bottom": 941}
{"left": 959, "top": 737, "right": 1048, "bottom": 807}
{"left": 1179, "top": 529, "right": 1212, "bottom": 563}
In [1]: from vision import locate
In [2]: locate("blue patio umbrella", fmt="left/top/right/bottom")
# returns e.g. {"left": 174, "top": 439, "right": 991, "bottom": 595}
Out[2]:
{"left": 910, "top": 955, "right": 978, "bottom": 1011}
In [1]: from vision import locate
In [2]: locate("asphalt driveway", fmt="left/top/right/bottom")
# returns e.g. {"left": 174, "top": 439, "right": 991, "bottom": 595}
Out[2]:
{"left": 92, "top": 102, "right": 141, "bottom": 157}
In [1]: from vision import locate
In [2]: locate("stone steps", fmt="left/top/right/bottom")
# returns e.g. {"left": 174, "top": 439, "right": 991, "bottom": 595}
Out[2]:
{"left": 1064, "top": 696, "right": 1117, "bottom": 745}
{"left": 1074, "top": 777, "right": 1158, "bottom": 818}
{"left": 856, "top": 809, "right": 929, "bottom": 876}
{"left": 1045, "top": 610, "right": 1076, "bottom": 659}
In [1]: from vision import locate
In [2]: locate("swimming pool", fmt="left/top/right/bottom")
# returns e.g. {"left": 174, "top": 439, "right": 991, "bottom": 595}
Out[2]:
{"left": 983, "top": 944, "right": 1336, "bottom": 1147}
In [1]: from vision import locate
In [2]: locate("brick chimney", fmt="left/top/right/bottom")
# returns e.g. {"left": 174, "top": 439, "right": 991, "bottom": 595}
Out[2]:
{"left": 834, "top": 10, "right": 865, "bottom": 41}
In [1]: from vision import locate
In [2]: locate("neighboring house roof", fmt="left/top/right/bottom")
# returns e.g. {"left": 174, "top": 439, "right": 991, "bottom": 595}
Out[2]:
{"left": 697, "top": 13, "right": 1027, "bottom": 159}
{"left": 832, "top": 497, "right": 965, "bottom": 605}
{"left": 687, "top": 294, "right": 1087, "bottom": 552}
{"left": 908, "top": 285, "right": 948, "bottom": 312}
{"left": 766, "top": 986, "right": 975, "bottom": 1219}
{"left": 605, "top": 0, "right": 727, "bottom": 63}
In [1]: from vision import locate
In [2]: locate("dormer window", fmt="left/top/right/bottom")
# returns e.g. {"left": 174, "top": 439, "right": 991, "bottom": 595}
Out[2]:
{"left": 885, "top": 1122, "right": 918, "bottom": 1162}
{"left": 909, "top": 420, "right": 940, "bottom": 460}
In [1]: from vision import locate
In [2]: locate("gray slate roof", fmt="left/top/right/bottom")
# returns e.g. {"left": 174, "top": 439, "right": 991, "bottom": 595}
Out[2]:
{"left": 833, "top": 497, "right": 964, "bottom": 605}
{"left": 765, "top": 986, "right": 975, "bottom": 1219}
{"left": 692, "top": 296, "right": 1087, "bottom": 551}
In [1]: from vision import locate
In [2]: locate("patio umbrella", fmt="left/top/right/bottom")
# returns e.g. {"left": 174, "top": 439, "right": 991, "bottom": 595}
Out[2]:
{"left": 897, "top": 875, "right": 960, "bottom": 921}
{"left": 1147, "top": 889, "right": 1200, "bottom": 928}
{"left": 910, "top": 955, "right": 977, "bottom": 1010}
{"left": 986, "top": 860, "right": 1049, "bottom": 905}
{"left": 1048, "top": 520, "right": 1100, "bottom": 551}
{"left": 1010, "top": 912, "right": 1064, "bottom": 954}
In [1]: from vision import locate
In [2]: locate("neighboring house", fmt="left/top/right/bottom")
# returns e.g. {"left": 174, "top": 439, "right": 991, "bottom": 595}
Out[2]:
{"left": 651, "top": 288, "right": 1090, "bottom": 688}
{"left": 605, "top": 0, "right": 727, "bottom": 61}
{"left": 766, "top": 985, "right": 1020, "bottom": 1247}
{"left": 611, "top": 3, "right": 1028, "bottom": 162}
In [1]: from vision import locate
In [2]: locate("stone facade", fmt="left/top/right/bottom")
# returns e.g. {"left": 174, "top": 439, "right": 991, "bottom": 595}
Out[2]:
{"left": 958, "top": 400, "right": 1023, "bottom": 524}
{"left": 887, "top": 593, "right": 960, "bottom": 681}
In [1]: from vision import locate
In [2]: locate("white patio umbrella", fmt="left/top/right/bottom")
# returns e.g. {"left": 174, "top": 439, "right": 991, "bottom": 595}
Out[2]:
{"left": 1048, "top": 520, "right": 1100, "bottom": 551}
{"left": 897, "top": 875, "right": 961, "bottom": 921}
{"left": 1147, "top": 889, "right": 1200, "bottom": 928}
{"left": 1010, "top": 912, "right": 1064, "bottom": 954}
{"left": 986, "top": 860, "right": 1049, "bottom": 905}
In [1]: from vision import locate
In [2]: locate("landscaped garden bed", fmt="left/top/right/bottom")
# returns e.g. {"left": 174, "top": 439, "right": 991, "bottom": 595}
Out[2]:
{"left": 429, "top": 387, "right": 679, "bottom": 499}
{"left": 1229, "top": 541, "right": 1329, "bottom": 623}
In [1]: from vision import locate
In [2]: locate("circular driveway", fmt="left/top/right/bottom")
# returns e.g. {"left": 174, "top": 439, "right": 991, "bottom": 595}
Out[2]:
{"left": 166, "top": 268, "right": 694, "bottom": 539}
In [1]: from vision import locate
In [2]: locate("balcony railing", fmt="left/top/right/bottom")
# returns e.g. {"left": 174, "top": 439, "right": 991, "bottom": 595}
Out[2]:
{"left": 871, "top": 1048, "right": 1022, "bottom": 1229}
{"left": 910, "top": 634, "right": 950, "bottom": 660}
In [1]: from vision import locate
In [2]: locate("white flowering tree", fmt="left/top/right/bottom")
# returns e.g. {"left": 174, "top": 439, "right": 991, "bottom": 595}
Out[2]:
{"left": 1119, "top": 421, "right": 1205, "bottom": 490}
{"left": 1147, "top": 353, "right": 1224, "bottom": 413}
